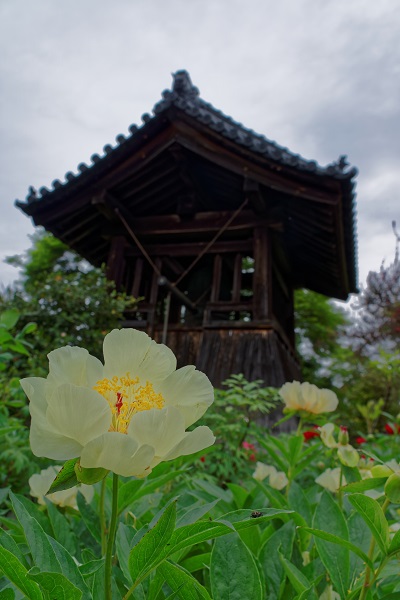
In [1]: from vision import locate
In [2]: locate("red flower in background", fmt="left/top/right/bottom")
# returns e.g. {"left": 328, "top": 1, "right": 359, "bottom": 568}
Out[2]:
{"left": 356, "top": 436, "right": 367, "bottom": 445}
{"left": 385, "top": 423, "right": 400, "bottom": 435}
{"left": 242, "top": 441, "right": 256, "bottom": 451}
{"left": 303, "top": 430, "right": 320, "bottom": 441}
{"left": 200, "top": 456, "right": 206, "bottom": 463}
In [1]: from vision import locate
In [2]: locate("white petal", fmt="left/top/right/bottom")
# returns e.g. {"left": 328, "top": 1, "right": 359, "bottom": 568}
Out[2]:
{"left": 103, "top": 329, "right": 176, "bottom": 384}
{"left": 80, "top": 432, "right": 155, "bottom": 477}
{"left": 30, "top": 420, "right": 83, "bottom": 460}
{"left": 158, "top": 366, "right": 214, "bottom": 427}
{"left": 47, "top": 346, "right": 104, "bottom": 388}
{"left": 162, "top": 426, "right": 215, "bottom": 462}
{"left": 279, "top": 381, "right": 302, "bottom": 409}
{"left": 128, "top": 407, "right": 186, "bottom": 457}
{"left": 46, "top": 383, "right": 111, "bottom": 446}
{"left": 29, "top": 466, "right": 61, "bottom": 500}
{"left": 103, "top": 329, "right": 153, "bottom": 378}
{"left": 21, "top": 377, "right": 48, "bottom": 417}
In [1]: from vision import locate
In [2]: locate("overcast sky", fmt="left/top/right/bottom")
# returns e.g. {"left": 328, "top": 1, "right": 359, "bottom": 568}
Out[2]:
{"left": 1, "top": 0, "right": 399, "bottom": 300}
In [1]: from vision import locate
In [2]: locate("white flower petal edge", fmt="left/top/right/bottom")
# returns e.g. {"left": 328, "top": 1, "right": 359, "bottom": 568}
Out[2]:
{"left": 80, "top": 432, "right": 155, "bottom": 477}
{"left": 103, "top": 329, "right": 176, "bottom": 383}
{"left": 22, "top": 377, "right": 85, "bottom": 459}
{"left": 159, "top": 365, "right": 214, "bottom": 427}
{"left": 29, "top": 466, "right": 94, "bottom": 508}
{"left": 128, "top": 407, "right": 186, "bottom": 458}
{"left": 47, "top": 346, "right": 104, "bottom": 389}
{"left": 162, "top": 426, "right": 215, "bottom": 463}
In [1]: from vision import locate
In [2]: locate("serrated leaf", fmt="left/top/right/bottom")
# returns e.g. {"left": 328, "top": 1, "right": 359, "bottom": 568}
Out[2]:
{"left": 27, "top": 571, "right": 82, "bottom": 600}
{"left": 159, "top": 561, "right": 211, "bottom": 600}
{"left": 347, "top": 493, "right": 390, "bottom": 554}
{"left": 0, "top": 546, "right": 43, "bottom": 600}
{"left": 210, "top": 531, "right": 263, "bottom": 600}
{"left": 48, "top": 458, "right": 79, "bottom": 493}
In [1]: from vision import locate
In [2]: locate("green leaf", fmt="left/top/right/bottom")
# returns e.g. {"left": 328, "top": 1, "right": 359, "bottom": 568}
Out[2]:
{"left": 388, "top": 528, "right": 400, "bottom": 555}
{"left": 258, "top": 520, "right": 296, "bottom": 600}
{"left": 48, "top": 458, "right": 80, "bottom": 493}
{"left": 0, "top": 588, "right": 15, "bottom": 599}
{"left": 10, "top": 492, "right": 62, "bottom": 573}
{"left": 159, "top": 561, "right": 212, "bottom": 600}
{"left": 0, "top": 529, "right": 29, "bottom": 568}
{"left": 312, "top": 490, "right": 349, "bottom": 598}
{"left": 0, "top": 310, "right": 20, "bottom": 330}
{"left": 0, "top": 547, "right": 43, "bottom": 600}
{"left": 347, "top": 493, "right": 390, "bottom": 554}
{"left": 176, "top": 499, "right": 219, "bottom": 527}
{"left": 118, "top": 469, "right": 185, "bottom": 514}
{"left": 116, "top": 522, "right": 136, "bottom": 584}
{"left": 27, "top": 571, "right": 82, "bottom": 599}
{"left": 76, "top": 491, "right": 101, "bottom": 544}
{"left": 227, "top": 483, "right": 249, "bottom": 509}
{"left": 128, "top": 499, "right": 177, "bottom": 586}
{"left": 301, "top": 527, "right": 374, "bottom": 569}
{"left": 279, "top": 554, "right": 318, "bottom": 599}
{"left": 210, "top": 531, "right": 263, "bottom": 600}
{"left": 384, "top": 473, "right": 400, "bottom": 503}
{"left": 343, "top": 477, "right": 387, "bottom": 493}
{"left": 181, "top": 552, "right": 211, "bottom": 573}
{"left": 45, "top": 500, "right": 76, "bottom": 556}
{"left": 48, "top": 537, "right": 92, "bottom": 600}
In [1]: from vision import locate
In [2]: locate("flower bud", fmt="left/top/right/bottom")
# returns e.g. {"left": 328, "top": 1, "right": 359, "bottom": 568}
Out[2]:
{"left": 384, "top": 473, "right": 400, "bottom": 504}
{"left": 337, "top": 444, "right": 359, "bottom": 467}
{"left": 371, "top": 465, "right": 393, "bottom": 478}
{"left": 338, "top": 426, "right": 349, "bottom": 445}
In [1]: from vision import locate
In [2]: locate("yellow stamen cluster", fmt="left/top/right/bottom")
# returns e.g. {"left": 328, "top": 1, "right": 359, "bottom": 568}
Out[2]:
{"left": 93, "top": 373, "right": 164, "bottom": 434}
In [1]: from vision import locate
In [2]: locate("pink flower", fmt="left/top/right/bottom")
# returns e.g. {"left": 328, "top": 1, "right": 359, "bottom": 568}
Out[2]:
{"left": 242, "top": 441, "right": 256, "bottom": 451}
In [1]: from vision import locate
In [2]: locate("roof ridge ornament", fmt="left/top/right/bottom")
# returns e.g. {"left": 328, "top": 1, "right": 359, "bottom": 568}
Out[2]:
{"left": 171, "top": 70, "right": 200, "bottom": 99}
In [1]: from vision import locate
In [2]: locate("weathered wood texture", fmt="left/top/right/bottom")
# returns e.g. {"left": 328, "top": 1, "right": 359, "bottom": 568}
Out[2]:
{"left": 151, "top": 326, "right": 299, "bottom": 388}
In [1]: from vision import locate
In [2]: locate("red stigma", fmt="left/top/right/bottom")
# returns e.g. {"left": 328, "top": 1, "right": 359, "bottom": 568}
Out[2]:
{"left": 116, "top": 392, "right": 123, "bottom": 414}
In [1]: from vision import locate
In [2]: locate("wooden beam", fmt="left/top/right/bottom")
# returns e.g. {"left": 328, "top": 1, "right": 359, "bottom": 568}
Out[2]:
{"left": 253, "top": 226, "right": 271, "bottom": 321}
{"left": 124, "top": 239, "right": 253, "bottom": 257}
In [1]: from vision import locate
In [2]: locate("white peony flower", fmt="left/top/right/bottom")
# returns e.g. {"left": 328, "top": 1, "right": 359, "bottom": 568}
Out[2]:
{"left": 21, "top": 329, "right": 215, "bottom": 477}
{"left": 315, "top": 467, "right": 346, "bottom": 493}
{"left": 280, "top": 381, "right": 338, "bottom": 415}
{"left": 253, "top": 462, "right": 288, "bottom": 490}
{"left": 29, "top": 466, "right": 93, "bottom": 509}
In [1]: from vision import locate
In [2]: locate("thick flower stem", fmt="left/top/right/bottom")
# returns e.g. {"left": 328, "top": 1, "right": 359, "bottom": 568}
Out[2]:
{"left": 105, "top": 473, "right": 119, "bottom": 600}
{"left": 100, "top": 477, "right": 107, "bottom": 556}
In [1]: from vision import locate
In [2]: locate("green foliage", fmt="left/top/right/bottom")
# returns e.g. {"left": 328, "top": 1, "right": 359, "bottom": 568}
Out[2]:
{"left": 198, "top": 374, "right": 281, "bottom": 483}
{"left": 294, "top": 288, "right": 348, "bottom": 385}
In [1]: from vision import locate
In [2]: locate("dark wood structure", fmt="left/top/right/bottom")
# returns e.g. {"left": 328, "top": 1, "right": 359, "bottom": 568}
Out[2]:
{"left": 16, "top": 71, "right": 358, "bottom": 387}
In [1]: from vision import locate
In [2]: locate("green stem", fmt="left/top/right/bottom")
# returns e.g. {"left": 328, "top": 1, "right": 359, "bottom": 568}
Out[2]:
{"left": 358, "top": 497, "right": 391, "bottom": 600}
{"left": 295, "top": 417, "right": 304, "bottom": 437}
{"left": 100, "top": 477, "right": 107, "bottom": 556}
{"left": 105, "top": 473, "right": 119, "bottom": 600}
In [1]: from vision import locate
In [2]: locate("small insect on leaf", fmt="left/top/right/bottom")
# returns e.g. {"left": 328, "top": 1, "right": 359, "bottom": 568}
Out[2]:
{"left": 251, "top": 511, "right": 263, "bottom": 518}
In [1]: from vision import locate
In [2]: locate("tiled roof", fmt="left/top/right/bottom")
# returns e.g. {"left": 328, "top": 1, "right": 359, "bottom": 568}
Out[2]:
{"left": 20, "top": 70, "right": 357, "bottom": 205}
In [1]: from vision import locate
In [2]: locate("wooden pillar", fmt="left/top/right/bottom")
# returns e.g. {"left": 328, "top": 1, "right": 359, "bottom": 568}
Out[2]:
{"left": 106, "top": 236, "right": 126, "bottom": 290}
{"left": 252, "top": 227, "right": 271, "bottom": 321}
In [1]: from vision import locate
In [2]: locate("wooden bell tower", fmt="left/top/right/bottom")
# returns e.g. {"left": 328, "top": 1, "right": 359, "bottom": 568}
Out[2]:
{"left": 16, "top": 71, "right": 358, "bottom": 387}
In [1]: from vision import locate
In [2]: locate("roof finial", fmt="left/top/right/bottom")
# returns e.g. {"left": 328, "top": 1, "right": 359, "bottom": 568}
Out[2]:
{"left": 172, "top": 70, "right": 199, "bottom": 99}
